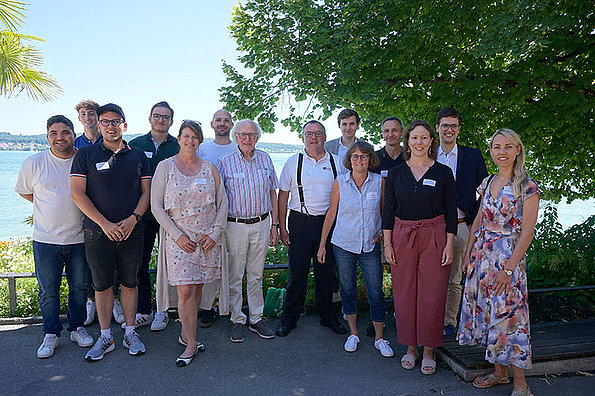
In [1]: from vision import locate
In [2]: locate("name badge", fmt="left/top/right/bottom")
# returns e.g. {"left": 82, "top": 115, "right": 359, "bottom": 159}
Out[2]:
{"left": 423, "top": 179, "right": 436, "bottom": 187}
{"left": 234, "top": 172, "right": 245, "bottom": 179}
{"left": 144, "top": 151, "right": 153, "bottom": 158}
{"left": 367, "top": 191, "right": 378, "bottom": 200}
{"left": 194, "top": 178, "right": 207, "bottom": 184}
{"left": 95, "top": 162, "right": 110, "bottom": 171}
{"left": 381, "top": 170, "right": 388, "bottom": 178}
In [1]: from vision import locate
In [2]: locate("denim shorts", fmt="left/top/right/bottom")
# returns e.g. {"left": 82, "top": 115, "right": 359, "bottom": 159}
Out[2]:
{"left": 84, "top": 225, "right": 144, "bottom": 291}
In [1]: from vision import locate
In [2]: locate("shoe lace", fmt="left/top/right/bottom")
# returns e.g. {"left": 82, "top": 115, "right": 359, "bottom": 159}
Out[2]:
{"left": 42, "top": 335, "right": 56, "bottom": 349}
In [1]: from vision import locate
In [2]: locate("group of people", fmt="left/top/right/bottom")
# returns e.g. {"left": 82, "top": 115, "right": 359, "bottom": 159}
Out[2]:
{"left": 16, "top": 101, "right": 538, "bottom": 395}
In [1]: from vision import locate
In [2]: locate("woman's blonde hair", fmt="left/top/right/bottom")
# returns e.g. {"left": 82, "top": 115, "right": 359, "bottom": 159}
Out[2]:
{"left": 489, "top": 128, "right": 529, "bottom": 197}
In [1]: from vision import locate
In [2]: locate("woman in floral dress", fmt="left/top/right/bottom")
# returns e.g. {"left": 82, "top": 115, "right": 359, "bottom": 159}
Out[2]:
{"left": 152, "top": 120, "right": 228, "bottom": 367}
{"left": 458, "top": 129, "right": 539, "bottom": 396}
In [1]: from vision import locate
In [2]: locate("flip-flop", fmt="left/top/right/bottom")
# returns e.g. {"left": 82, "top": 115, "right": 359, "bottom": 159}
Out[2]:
{"left": 473, "top": 373, "right": 511, "bottom": 389}
{"left": 421, "top": 353, "right": 436, "bottom": 375}
{"left": 510, "top": 388, "right": 533, "bottom": 396}
{"left": 400, "top": 353, "right": 418, "bottom": 370}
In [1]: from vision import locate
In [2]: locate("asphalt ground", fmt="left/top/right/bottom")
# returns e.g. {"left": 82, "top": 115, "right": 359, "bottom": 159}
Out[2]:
{"left": 1, "top": 311, "right": 593, "bottom": 395}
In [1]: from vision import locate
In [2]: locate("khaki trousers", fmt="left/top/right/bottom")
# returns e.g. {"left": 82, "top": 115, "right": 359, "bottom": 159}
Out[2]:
{"left": 443, "top": 222, "right": 470, "bottom": 326}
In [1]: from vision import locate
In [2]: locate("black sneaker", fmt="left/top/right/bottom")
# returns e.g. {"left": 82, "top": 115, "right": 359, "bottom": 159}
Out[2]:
{"left": 200, "top": 307, "right": 218, "bottom": 328}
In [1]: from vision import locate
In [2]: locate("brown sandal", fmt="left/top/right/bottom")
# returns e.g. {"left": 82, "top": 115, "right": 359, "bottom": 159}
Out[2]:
{"left": 473, "top": 373, "right": 510, "bottom": 389}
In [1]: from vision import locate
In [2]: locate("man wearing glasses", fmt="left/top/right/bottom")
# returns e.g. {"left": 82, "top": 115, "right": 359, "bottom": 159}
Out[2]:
{"left": 276, "top": 121, "right": 347, "bottom": 337}
{"left": 128, "top": 101, "right": 179, "bottom": 332}
{"left": 435, "top": 107, "right": 488, "bottom": 337}
{"left": 71, "top": 103, "right": 152, "bottom": 360}
{"left": 216, "top": 119, "right": 279, "bottom": 343}
{"left": 196, "top": 109, "right": 237, "bottom": 328}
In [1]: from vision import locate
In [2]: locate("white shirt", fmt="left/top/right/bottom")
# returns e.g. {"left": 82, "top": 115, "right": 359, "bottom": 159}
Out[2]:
{"left": 14, "top": 150, "right": 84, "bottom": 244}
{"left": 279, "top": 150, "right": 345, "bottom": 216}
{"left": 197, "top": 140, "right": 238, "bottom": 165}
{"left": 437, "top": 144, "right": 465, "bottom": 219}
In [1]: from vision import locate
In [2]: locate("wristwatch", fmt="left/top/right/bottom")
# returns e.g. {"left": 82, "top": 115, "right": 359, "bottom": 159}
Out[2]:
{"left": 271, "top": 223, "right": 279, "bottom": 228}
{"left": 504, "top": 268, "right": 513, "bottom": 276}
{"left": 132, "top": 213, "right": 142, "bottom": 223}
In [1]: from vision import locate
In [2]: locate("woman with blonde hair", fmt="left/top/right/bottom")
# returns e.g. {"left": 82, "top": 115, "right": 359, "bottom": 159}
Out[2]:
{"left": 458, "top": 129, "right": 539, "bottom": 396}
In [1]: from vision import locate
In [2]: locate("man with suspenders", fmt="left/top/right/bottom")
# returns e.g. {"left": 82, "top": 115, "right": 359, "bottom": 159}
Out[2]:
{"left": 276, "top": 121, "right": 347, "bottom": 337}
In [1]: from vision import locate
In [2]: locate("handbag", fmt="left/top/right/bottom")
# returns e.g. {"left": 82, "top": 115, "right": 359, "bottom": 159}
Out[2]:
{"left": 263, "top": 287, "right": 286, "bottom": 318}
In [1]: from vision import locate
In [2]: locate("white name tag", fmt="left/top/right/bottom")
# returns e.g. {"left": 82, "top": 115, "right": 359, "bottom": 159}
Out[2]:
{"left": 95, "top": 162, "right": 110, "bottom": 171}
{"left": 381, "top": 170, "right": 388, "bottom": 178}
{"left": 423, "top": 179, "right": 436, "bottom": 187}
{"left": 144, "top": 151, "right": 153, "bottom": 158}
{"left": 194, "top": 178, "right": 207, "bottom": 184}
{"left": 367, "top": 191, "right": 378, "bottom": 200}
{"left": 234, "top": 172, "right": 245, "bottom": 179}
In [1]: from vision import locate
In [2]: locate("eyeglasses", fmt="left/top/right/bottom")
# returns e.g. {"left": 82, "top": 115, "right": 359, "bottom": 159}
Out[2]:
{"left": 237, "top": 132, "right": 258, "bottom": 140}
{"left": 152, "top": 114, "right": 171, "bottom": 122}
{"left": 304, "top": 131, "right": 324, "bottom": 138}
{"left": 99, "top": 119, "right": 124, "bottom": 127}
{"left": 439, "top": 123, "right": 460, "bottom": 131}
{"left": 350, "top": 154, "right": 369, "bottom": 161}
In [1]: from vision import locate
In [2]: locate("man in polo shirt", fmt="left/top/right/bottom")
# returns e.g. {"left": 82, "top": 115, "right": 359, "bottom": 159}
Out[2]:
{"left": 324, "top": 108, "right": 361, "bottom": 164}
{"left": 15, "top": 115, "right": 93, "bottom": 358}
{"left": 128, "top": 101, "right": 179, "bottom": 332}
{"left": 71, "top": 103, "right": 152, "bottom": 360}
{"left": 276, "top": 120, "right": 347, "bottom": 337}
{"left": 196, "top": 109, "right": 237, "bottom": 328}
{"left": 435, "top": 107, "right": 488, "bottom": 336}
{"left": 74, "top": 100, "right": 102, "bottom": 149}
{"left": 372, "top": 116, "right": 405, "bottom": 177}
{"left": 217, "top": 119, "right": 279, "bottom": 343}
{"left": 74, "top": 99, "right": 123, "bottom": 327}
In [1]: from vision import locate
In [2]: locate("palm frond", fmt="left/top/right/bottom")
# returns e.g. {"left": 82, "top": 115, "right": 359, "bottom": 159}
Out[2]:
{"left": 0, "top": 0, "right": 27, "bottom": 32}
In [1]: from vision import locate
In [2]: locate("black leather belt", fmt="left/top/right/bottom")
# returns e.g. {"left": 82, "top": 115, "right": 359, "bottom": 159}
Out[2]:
{"left": 458, "top": 218, "right": 467, "bottom": 224}
{"left": 227, "top": 213, "right": 269, "bottom": 224}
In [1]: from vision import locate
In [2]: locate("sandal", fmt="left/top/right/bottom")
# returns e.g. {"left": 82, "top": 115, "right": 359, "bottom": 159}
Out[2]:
{"left": 473, "top": 373, "right": 511, "bottom": 389}
{"left": 400, "top": 353, "right": 418, "bottom": 370}
{"left": 420, "top": 352, "right": 436, "bottom": 375}
{"left": 511, "top": 388, "right": 533, "bottom": 396}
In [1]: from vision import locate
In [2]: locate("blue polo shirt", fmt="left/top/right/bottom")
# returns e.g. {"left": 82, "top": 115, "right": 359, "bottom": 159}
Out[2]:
{"left": 71, "top": 140, "right": 152, "bottom": 230}
{"left": 74, "top": 133, "right": 103, "bottom": 149}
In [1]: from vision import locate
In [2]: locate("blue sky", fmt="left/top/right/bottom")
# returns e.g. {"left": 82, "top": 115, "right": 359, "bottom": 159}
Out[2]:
{"left": 0, "top": 0, "right": 303, "bottom": 143}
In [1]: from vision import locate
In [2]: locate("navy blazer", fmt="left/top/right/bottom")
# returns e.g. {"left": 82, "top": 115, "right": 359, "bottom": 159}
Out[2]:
{"left": 455, "top": 144, "right": 488, "bottom": 225}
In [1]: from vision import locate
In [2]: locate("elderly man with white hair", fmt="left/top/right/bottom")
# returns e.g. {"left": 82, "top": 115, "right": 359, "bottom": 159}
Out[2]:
{"left": 216, "top": 119, "right": 279, "bottom": 343}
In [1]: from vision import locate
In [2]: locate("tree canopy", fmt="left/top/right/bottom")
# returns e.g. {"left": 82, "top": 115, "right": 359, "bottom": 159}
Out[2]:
{"left": 220, "top": 0, "right": 594, "bottom": 201}
{"left": 0, "top": 0, "right": 61, "bottom": 101}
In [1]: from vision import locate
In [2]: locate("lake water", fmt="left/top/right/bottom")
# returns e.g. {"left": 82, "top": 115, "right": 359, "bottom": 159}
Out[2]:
{"left": 1, "top": 150, "right": 593, "bottom": 241}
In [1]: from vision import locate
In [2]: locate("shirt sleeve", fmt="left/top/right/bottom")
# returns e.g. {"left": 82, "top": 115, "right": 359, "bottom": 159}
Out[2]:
{"left": 267, "top": 154, "right": 279, "bottom": 190}
{"left": 523, "top": 179, "right": 539, "bottom": 201}
{"left": 382, "top": 168, "right": 397, "bottom": 230}
{"left": 278, "top": 155, "right": 294, "bottom": 192}
{"left": 14, "top": 155, "right": 34, "bottom": 194}
{"left": 476, "top": 176, "right": 490, "bottom": 196}
{"left": 150, "top": 161, "right": 184, "bottom": 241}
{"left": 140, "top": 152, "right": 152, "bottom": 179}
{"left": 70, "top": 148, "right": 88, "bottom": 178}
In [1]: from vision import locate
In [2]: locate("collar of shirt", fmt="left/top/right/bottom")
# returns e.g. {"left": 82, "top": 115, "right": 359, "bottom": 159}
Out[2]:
{"left": 302, "top": 149, "right": 330, "bottom": 163}
{"left": 438, "top": 143, "right": 458, "bottom": 159}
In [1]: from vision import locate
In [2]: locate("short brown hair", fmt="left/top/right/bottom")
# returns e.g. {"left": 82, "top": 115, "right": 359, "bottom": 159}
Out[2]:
{"left": 179, "top": 120, "right": 203, "bottom": 143}
{"left": 343, "top": 141, "right": 379, "bottom": 170}
{"left": 75, "top": 100, "right": 99, "bottom": 113}
{"left": 403, "top": 120, "right": 438, "bottom": 160}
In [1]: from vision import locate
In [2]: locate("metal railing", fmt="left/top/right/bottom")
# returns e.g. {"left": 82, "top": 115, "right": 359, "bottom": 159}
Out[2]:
{"left": 2, "top": 268, "right": 594, "bottom": 318}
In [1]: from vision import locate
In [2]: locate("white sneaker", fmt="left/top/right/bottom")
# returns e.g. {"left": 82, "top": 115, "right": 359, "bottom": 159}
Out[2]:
{"left": 84, "top": 300, "right": 96, "bottom": 326}
{"left": 112, "top": 299, "right": 125, "bottom": 324}
{"left": 121, "top": 311, "right": 154, "bottom": 329}
{"left": 344, "top": 334, "right": 360, "bottom": 352}
{"left": 150, "top": 311, "right": 169, "bottom": 331}
{"left": 70, "top": 327, "right": 94, "bottom": 347}
{"left": 37, "top": 334, "right": 58, "bottom": 359}
{"left": 374, "top": 338, "right": 395, "bottom": 358}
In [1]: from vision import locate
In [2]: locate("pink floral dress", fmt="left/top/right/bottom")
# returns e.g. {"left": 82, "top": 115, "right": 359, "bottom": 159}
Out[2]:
{"left": 457, "top": 176, "right": 539, "bottom": 369}
{"left": 164, "top": 158, "right": 222, "bottom": 286}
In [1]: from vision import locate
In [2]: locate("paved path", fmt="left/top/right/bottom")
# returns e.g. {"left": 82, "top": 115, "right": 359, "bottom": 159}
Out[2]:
{"left": 1, "top": 312, "right": 593, "bottom": 395}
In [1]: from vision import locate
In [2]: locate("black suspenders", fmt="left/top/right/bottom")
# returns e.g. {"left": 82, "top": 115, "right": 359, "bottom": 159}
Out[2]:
{"left": 297, "top": 152, "right": 337, "bottom": 215}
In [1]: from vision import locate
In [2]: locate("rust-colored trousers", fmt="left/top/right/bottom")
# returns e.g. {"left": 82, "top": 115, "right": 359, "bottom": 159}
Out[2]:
{"left": 390, "top": 215, "right": 451, "bottom": 347}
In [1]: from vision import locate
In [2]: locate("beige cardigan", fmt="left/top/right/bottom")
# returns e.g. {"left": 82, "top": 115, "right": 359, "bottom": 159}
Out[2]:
{"left": 151, "top": 158, "right": 229, "bottom": 316}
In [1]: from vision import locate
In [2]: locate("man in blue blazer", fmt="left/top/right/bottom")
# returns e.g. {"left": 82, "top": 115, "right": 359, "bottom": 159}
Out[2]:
{"left": 436, "top": 107, "right": 488, "bottom": 336}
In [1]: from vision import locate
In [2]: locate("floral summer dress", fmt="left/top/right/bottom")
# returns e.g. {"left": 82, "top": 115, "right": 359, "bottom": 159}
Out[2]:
{"left": 457, "top": 176, "right": 539, "bottom": 369}
{"left": 164, "top": 158, "right": 222, "bottom": 286}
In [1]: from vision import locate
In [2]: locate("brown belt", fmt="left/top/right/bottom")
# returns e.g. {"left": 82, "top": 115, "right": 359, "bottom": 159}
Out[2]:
{"left": 458, "top": 218, "right": 467, "bottom": 224}
{"left": 227, "top": 213, "right": 269, "bottom": 224}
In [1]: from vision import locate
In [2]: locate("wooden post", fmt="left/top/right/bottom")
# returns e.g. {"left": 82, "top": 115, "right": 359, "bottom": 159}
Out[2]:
{"left": 8, "top": 275, "right": 17, "bottom": 317}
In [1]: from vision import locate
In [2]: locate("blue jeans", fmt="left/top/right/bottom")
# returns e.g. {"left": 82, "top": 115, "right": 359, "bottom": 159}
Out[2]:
{"left": 333, "top": 244, "right": 385, "bottom": 323}
{"left": 33, "top": 241, "right": 88, "bottom": 336}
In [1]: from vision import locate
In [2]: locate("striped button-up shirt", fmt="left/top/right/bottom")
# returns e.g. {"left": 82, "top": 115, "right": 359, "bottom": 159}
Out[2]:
{"left": 217, "top": 148, "right": 278, "bottom": 218}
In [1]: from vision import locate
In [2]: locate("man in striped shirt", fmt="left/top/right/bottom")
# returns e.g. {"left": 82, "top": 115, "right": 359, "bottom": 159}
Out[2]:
{"left": 217, "top": 119, "right": 280, "bottom": 343}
